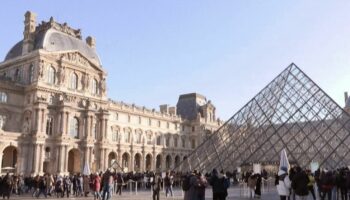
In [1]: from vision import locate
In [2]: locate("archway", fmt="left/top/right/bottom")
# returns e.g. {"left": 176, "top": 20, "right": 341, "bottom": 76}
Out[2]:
{"left": 1, "top": 146, "right": 17, "bottom": 173}
{"left": 145, "top": 154, "right": 152, "bottom": 171}
{"left": 68, "top": 149, "right": 81, "bottom": 174}
{"left": 108, "top": 152, "right": 117, "bottom": 167}
{"left": 122, "top": 153, "right": 129, "bottom": 171}
{"left": 134, "top": 153, "right": 141, "bottom": 172}
{"left": 174, "top": 155, "right": 180, "bottom": 168}
{"left": 166, "top": 155, "right": 172, "bottom": 170}
{"left": 156, "top": 154, "right": 162, "bottom": 170}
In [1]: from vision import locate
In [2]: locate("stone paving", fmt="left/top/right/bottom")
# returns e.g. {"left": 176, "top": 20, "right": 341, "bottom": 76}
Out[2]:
{"left": 4, "top": 187, "right": 281, "bottom": 200}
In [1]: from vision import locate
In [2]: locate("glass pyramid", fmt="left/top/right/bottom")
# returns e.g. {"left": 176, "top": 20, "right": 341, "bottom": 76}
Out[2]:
{"left": 177, "top": 63, "right": 350, "bottom": 172}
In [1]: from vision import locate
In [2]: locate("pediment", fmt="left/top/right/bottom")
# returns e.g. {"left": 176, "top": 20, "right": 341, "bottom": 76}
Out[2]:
{"left": 57, "top": 51, "right": 103, "bottom": 72}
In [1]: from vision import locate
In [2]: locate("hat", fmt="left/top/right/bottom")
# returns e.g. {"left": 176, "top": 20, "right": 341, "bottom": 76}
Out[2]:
{"left": 280, "top": 166, "right": 288, "bottom": 172}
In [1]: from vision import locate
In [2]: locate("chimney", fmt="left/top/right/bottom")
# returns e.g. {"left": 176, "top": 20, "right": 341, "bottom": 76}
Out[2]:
{"left": 160, "top": 104, "right": 169, "bottom": 114}
{"left": 22, "top": 11, "right": 36, "bottom": 55}
{"left": 169, "top": 106, "right": 176, "bottom": 116}
{"left": 345, "top": 92, "right": 349, "bottom": 105}
{"left": 86, "top": 36, "right": 96, "bottom": 48}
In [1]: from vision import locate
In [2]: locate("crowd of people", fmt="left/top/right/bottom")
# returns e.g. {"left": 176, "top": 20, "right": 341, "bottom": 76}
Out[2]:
{"left": 0, "top": 168, "right": 236, "bottom": 200}
{"left": 276, "top": 166, "right": 350, "bottom": 200}
{"left": 3, "top": 165, "right": 350, "bottom": 200}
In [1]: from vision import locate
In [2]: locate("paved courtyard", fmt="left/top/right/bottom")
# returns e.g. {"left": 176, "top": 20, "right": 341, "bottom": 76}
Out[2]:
{"left": 6, "top": 187, "right": 280, "bottom": 200}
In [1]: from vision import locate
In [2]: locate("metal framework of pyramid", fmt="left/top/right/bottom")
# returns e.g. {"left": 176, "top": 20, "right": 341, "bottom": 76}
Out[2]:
{"left": 176, "top": 63, "right": 350, "bottom": 172}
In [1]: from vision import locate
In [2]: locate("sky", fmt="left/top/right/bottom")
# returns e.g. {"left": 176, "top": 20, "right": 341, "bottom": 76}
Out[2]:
{"left": 1, "top": 1, "right": 350, "bottom": 120}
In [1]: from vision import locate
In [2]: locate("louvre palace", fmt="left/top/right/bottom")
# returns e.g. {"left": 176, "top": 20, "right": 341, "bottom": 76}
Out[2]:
{"left": 0, "top": 11, "right": 222, "bottom": 175}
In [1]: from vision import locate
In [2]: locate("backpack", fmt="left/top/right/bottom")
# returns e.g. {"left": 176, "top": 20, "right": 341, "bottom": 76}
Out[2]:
{"left": 182, "top": 176, "right": 191, "bottom": 191}
{"left": 223, "top": 177, "right": 230, "bottom": 189}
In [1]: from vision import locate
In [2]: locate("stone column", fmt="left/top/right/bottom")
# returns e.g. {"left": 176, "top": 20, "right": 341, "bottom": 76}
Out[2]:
{"left": 32, "top": 144, "right": 37, "bottom": 174}
{"left": 65, "top": 112, "right": 70, "bottom": 135}
{"left": 58, "top": 145, "right": 65, "bottom": 173}
{"left": 104, "top": 149, "right": 108, "bottom": 169}
{"left": 38, "top": 144, "right": 43, "bottom": 174}
{"left": 100, "top": 118, "right": 105, "bottom": 140}
{"left": 130, "top": 151, "right": 134, "bottom": 172}
{"left": 152, "top": 151, "right": 157, "bottom": 171}
{"left": 41, "top": 109, "right": 46, "bottom": 134}
{"left": 141, "top": 151, "right": 145, "bottom": 172}
{"left": 162, "top": 154, "right": 166, "bottom": 171}
{"left": 99, "top": 148, "right": 104, "bottom": 171}
{"left": 104, "top": 119, "right": 108, "bottom": 139}
{"left": 35, "top": 109, "right": 40, "bottom": 133}
{"left": 64, "top": 145, "right": 68, "bottom": 173}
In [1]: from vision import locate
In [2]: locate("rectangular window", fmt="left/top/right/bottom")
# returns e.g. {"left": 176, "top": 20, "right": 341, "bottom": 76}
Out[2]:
{"left": 174, "top": 138, "right": 178, "bottom": 147}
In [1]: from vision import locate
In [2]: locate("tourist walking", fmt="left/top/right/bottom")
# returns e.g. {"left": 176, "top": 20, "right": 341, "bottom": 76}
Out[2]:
{"left": 247, "top": 173, "right": 257, "bottom": 199}
{"left": 92, "top": 173, "right": 102, "bottom": 200}
{"left": 115, "top": 173, "right": 124, "bottom": 195}
{"left": 63, "top": 176, "right": 71, "bottom": 198}
{"left": 276, "top": 166, "right": 292, "bottom": 200}
{"left": 209, "top": 169, "right": 227, "bottom": 200}
{"left": 1, "top": 173, "right": 12, "bottom": 199}
{"left": 83, "top": 175, "right": 90, "bottom": 197}
{"left": 291, "top": 167, "right": 309, "bottom": 200}
{"left": 255, "top": 173, "right": 262, "bottom": 198}
{"left": 36, "top": 177, "right": 47, "bottom": 198}
{"left": 306, "top": 170, "right": 316, "bottom": 200}
{"left": 164, "top": 171, "right": 174, "bottom": 197}
{"left": 152, "top": 172, "right": 162, "bottom": 200}
{"left": 102, "top": 169, "right": 114, "bottom": 200}
{"left": 320, "top": 170, "right": 334, "bottom": 200}
{"left": 197, "top": 172, "right": 208, "bottom": 200}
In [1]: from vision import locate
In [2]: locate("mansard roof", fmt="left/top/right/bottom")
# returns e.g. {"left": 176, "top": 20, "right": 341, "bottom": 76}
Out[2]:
{"left": 5, "top": 18, "right": 101, "bottom": 66}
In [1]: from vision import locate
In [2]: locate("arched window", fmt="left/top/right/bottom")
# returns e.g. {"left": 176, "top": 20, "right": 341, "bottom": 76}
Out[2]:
{"left": 69, "top": 117, "right": 79, "bottom": 139}
{"left": 70, "top": 73, "right": 78, "bottom": 89}
{"left": 156, "top": 135, "right": 162, "bottom": 146}
{"left": 174, "top": 137, "right": 178, "bottom": 147}
{"left": 46, "top": 116, "right": 53, "bottom": 136}
{"left": 165, "top": 136, "right": 170, "bottom": 147}
{"left": 91, "top": 79, "right": 98, "bottom": 94}
{"left": 125, "top": 129, "right": 131, "bottom": 143}
{"left": 112, "top": 129, "right": 119, "bottom": 142}
{"left": 15, "top": 68, "right": 21, "bottom": 81}
{"left": 47, "top": 66, "right": 56, "bottom": 84}
{"left": 93, "top": 122, "right": 98, "bottom": 140}
{"left": 135, "top": 130, "right": 142, "bottom": 144}
{"left": 147, "top": 133, "right": 152, "bottom": 145}
{"left": 0, "top": 92, "right": 7, "bottom": 103}
{"left": 191, "top": 139, "right": 196, "bottom": 149}
{"left": 29, "top": 64, "right": 34, "bottom": 83}
{"left": 182, "top": 138, "right": 186, "bottom": 148}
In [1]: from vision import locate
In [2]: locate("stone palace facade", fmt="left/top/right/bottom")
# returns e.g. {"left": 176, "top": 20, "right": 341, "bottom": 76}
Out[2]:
{"left": 0, "top": 11, "right": 222, "bottom": 176}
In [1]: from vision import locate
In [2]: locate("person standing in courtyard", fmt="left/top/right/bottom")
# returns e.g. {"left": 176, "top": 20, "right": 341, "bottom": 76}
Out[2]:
{"left": 102, "top": 169, "right": 114, "bottom": 200}
{"left": 291, "top": 166, "right": 309, "bottom": 200}
{"left": 210, "top": 169, "right": 227, "bottom": 200}
{"left": 247, "top": 173, "right": 257, "bottom": 199}
{"left": 92, "top": 173, "right": 102, "bottom": 200}
{"left": 277, "top": 166, "right": 292, "bottom": 200}
{"left": 164, "top": 171, "right": 174, "bottom": 197}
{"left": 152, "top": 172, "right": 162, "bottom": 200}
{"left": 197, "top": 172, "right": 208, "bottom": 200}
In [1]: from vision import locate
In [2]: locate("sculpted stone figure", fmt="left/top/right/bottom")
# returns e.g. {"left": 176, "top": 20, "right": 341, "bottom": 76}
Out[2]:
{"left": 38, "top": 60, "right": 45, "bottom": 79}
{"left": 100, "top": 78, "right": 106, "bottom": 94}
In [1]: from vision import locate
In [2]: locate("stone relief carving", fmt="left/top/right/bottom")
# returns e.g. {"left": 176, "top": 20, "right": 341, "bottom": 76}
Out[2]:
{"left": 58, "top": 66, "right": 66, "bottom": 84}
{"left": 100, "top": 78, "right": 106, "bottom": 95}
{"left": 36, "top": 17, "right": 82, "bottom": 39}
{"left": 22, "top": 114, "right": 31, "bottom": 134}
{"left": 38, "top": 60, "right": 45, "bottom": 80}
{"left": 61, "top": 52, "right": 91, "bottom": 68}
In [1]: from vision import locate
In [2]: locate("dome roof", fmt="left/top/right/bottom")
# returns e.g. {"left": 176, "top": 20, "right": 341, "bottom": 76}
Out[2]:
{"left": 5, "top": 26, "right": 101, "bottom": 66}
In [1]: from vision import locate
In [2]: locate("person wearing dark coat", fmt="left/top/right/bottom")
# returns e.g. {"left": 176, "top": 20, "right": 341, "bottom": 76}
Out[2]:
{"left": 255, "top": 173, "right": 262, "bottom": 198}
{"left": 209, "top": 169, "right": 227, "bottom": 200}
{"left": 291, "top": 167, "right": 309, "bottom": 199}
{"left": 2, "top": 173, "right": 12, "bottom": 199}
